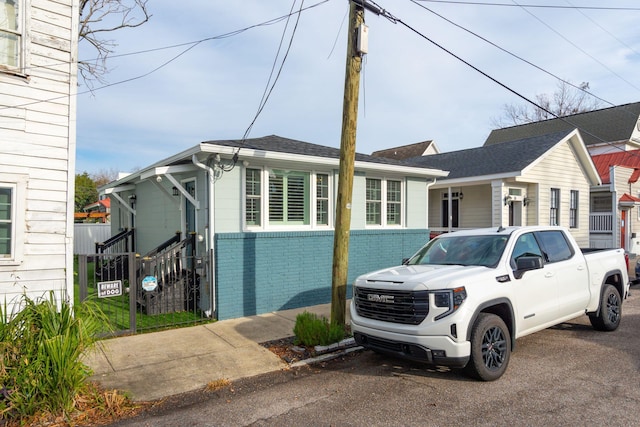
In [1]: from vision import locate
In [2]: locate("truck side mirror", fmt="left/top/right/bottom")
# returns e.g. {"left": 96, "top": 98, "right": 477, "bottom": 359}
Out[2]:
{"left": 514, "top": 255, "right": 543, "bottom": 279}
{"left": 402, "top": 258, "right": 409, "bottom": 265}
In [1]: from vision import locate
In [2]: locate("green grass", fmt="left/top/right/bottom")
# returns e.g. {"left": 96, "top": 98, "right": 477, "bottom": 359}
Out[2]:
{"left": 293, "top": 311, "right": 346, "bottom": 346}
{"left": 74, "top": 257, "right": 211, "bottom": 335}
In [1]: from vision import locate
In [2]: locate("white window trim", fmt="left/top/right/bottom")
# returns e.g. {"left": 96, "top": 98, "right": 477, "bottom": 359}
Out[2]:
{"left": 365, "top": 177, "right": 405, "bottom": 229}
{"left": 0, "top": 174, "right": 27, "bottom": 266}
{"left": 0, "top": 0, "right": 30, "bottom": 77}
{"left": 243, "top": 166, "right": 333, "bottom": 232}
{"left": 550, "top": 188, "right": 560, "bottom": 226}
{"left": 569, "top": 190, "right": 579, "bottom": 229}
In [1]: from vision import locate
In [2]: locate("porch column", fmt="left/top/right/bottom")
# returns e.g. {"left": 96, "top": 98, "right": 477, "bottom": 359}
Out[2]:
{"left": 492, "top": 180, "right": 505, "bottom": 227}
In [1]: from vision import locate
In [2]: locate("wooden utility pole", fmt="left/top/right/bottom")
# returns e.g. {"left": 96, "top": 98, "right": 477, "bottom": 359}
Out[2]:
{"left": 331, "top": 1, "right": 365, "bottom": 327}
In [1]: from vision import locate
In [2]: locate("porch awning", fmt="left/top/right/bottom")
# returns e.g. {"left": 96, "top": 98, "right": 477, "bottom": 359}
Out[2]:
{"left": 619, "top": 193, "right": 640, "bottom": 207}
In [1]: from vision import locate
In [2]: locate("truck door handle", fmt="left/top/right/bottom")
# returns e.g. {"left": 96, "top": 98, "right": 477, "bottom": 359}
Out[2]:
{"left": 577, "top": 265, "right": 584, "bottom": 271}
{"left": 545, "top": 272, "right": 554, "bottom": 278}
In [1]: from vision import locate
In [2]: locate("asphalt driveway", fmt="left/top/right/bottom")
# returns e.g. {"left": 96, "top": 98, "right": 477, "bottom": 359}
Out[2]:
{"left": 110, "top": 284, "right": 640, "bottom": 426}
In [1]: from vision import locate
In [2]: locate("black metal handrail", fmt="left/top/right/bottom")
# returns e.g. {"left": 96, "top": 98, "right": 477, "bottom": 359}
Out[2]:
{"left": 96, "top": 228, "right": 135, "bottom": 254}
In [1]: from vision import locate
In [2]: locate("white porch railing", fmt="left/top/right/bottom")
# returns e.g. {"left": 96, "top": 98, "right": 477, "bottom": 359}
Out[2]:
{"left": 589, "top": 213, "right": 613, "bottom": 233}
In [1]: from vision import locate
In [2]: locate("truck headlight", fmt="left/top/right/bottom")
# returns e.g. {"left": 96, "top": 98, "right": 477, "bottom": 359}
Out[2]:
{"left": 434, "top": 287, "right": 467, "bottom": 320}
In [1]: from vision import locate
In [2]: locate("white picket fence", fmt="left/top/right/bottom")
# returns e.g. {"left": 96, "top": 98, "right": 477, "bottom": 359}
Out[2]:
{"left": 74, "top": 223, "right": 111, "bottom": 255}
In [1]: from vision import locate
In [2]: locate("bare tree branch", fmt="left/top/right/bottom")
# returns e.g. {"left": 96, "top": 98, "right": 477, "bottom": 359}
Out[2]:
{"left": 78, "top": 0, "right": 151, "bottom": 88}
{"left": 490, "top": 81, "right": 602, "bottom": 128}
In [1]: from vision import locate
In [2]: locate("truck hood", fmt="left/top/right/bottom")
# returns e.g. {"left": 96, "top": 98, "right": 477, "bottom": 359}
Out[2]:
{"left": 356, "top": 264, "right": 491, "bottom": 290}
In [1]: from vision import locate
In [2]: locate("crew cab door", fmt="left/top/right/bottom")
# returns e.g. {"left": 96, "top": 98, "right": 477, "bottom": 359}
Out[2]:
{"left": 536, "top": 230, "right": 590, "bottom": 315}
{"left": 510, "top": 232, "right": 559, "bottom": 334}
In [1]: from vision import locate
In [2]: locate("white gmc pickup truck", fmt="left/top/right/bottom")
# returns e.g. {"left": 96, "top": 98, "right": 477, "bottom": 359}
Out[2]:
{"left": 350, "top": 226, "right": 630, "bottom": 381}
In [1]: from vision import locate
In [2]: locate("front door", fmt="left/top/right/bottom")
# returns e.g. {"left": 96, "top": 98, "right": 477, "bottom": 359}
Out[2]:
{"left": 442, "top": 198, "right": 459, "bottom": 228}
{"left": 509, "top": 201, "right": 522, "bottom": 226}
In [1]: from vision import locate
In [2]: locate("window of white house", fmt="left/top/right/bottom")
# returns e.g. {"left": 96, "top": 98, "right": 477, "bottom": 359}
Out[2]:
{"left": 245, "top": 168, "right": 261, "bottom": 226}
{"left": 0, "top": 0, "right": 23, "bottom": 72}
{"left": 569, "top": 190, "right": 578, "bottom": 228}
{"left": 366, "top": 178, "right": 403, "bottom": 226}
{"left": 550, "top": 188, "right": 560, "bottom": 226}
{"left": 0, "top": 186, "right": 13, "bottom": 257}
{"left": 269, "top": 170, "right": 309, "bottom": 225}
{"left": 0, "top": 177, "right": 25, "bottom": 265}
{"left": 366, "top": 178, "right": 381, "bottom": 225}
{"left": 245, "top": 168, "right": 331, "bottom": 229}
{"left": 386, "top": 180, "right": 402, "bottom": 225}
{"left": 316, "top": 174, "right": 329, "bottom": 226}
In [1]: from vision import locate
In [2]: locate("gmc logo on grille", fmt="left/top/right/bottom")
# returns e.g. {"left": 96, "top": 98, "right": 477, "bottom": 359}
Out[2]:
{"left": 367, "top": 294, "right": 395, "bottom": 303}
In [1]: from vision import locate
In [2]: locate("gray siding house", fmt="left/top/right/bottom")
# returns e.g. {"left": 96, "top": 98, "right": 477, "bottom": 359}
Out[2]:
{"left": 102, "top": 135, "right": 448, "bottom": 320}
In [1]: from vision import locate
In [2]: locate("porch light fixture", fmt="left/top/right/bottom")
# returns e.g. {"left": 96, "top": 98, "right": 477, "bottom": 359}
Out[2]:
{"left": 172, "top": 186, "right": 179, "bottom": 197}
{"left": 523, "top": 196, "right": 531, "bottom": 207}
{"left": 128, "top": 194, "right": 137, "bottom": 208}
{"left": 503, "top": 195, "right": 512, "bottom": 206}
{"left": 458, "top": 192, "right": 463, "bottom": 200}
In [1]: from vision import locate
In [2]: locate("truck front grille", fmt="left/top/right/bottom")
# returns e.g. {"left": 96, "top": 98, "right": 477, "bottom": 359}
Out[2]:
{"left": 354, "top": 287, "right": 429, "bottom": 325}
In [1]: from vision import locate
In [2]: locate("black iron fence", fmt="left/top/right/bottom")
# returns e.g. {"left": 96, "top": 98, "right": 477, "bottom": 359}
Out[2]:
{"left": 77, "top": 233, "right": 211, "bottom": 336}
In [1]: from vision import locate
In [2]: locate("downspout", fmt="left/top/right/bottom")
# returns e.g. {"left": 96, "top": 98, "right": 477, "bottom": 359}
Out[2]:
{"left": 192, "top": 154, "right": 216, "bottom": 318}
{"left": 426, "top": 178, "right": 437, "bottom": 231}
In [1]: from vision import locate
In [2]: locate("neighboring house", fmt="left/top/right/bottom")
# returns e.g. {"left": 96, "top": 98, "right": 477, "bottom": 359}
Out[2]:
{"left": 484, "top": 101, "right": 640, "bottom": 250}
{"left": 101, "top": 135, "right": 448, "bottom": 320}
{"left": 484, "top": 102, "right": 640, "bottom": 155}
{"left": 371, "top": 140, "right": 440, "bottom": 160}
{"left": 403, "top": 130, "right": 600, "bottom": 247}
{"left": 590, "top": 150, "right": 640, "bottom": 251}
{"left": 0, "top": 1, "right": 79, "bottom": 310}
{"left": 75, "top": 197, "right": 110, "bottom": 223}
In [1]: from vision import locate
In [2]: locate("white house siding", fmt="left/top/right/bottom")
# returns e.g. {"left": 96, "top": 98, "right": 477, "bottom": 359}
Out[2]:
{"left": 0, "top": 0, "right": 78, "bottom": 309}
{"left": 405, "top": 177, "right": 427, "bottom": 229}
{"left": 525, "top": 142, "right": 591, "bottom": 246}
{"left": 133, "top": 180, "right": 182, "bottom": 255}
{"left": 459, "top": 185, "right": 492, "bottom": 228}
{"left": 215, "top": 167, "right": 242, "bottom": 233}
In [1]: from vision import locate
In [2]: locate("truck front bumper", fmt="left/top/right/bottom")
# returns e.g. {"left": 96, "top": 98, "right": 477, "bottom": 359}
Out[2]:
{"left": 351, "top": 322, "right": 470, "bottom": 368}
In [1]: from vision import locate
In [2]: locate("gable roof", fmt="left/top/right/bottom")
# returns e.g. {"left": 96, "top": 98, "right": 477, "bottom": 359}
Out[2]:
{"left": 406, "top": 130, "right": 574, "bottom": 180}
{"left": 591, "top": 149, "right": 640, "bottom": 184}
{"left": 484, "top": 102, "right": 640, "bottom": 147}
{"left": 371, "top": 140, "right": 438, "bottom": 160}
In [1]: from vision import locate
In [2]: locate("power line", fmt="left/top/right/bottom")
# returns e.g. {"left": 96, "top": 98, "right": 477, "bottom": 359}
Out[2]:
{"left": 409, "top": 0, "right": 616, "bottom": 109}
{"left": 563, "top": 0, "right": 640, "bottom": 58}
{"left": 8, "top": 1, "right": 330, "bottom": 91}
{"left": 510, "top": 0, "right": 640, "bottom": 93}
{"left": 413, "top": 0, "right": 640, "bottom": 11}
{"left": 366, "top": 1, "right": 638, "bottom": 153}
{"left": 0, "top": 1, "right": 330, "bottom": 112}
{"left": 242, "top": 0, "right": 307, "bottom": 142}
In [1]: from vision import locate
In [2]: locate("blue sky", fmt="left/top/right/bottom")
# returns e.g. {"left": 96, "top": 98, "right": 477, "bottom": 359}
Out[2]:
{"left": 75, "top": 0, "right": 640, "bottom": 174}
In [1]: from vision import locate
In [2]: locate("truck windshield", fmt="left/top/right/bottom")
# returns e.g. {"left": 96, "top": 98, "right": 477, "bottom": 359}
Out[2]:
{"left": 407, "top": 235, "right": 509, "bottom": 267}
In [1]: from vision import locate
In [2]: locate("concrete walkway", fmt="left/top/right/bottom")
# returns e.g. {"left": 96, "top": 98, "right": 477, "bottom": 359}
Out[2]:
{"left": 85, "top": 303, "right": 346, "bottom": 402}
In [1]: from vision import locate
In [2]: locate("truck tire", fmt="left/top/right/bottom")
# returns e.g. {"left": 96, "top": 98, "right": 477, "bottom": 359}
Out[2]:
{"left": 589, "top": 284, "right": 621, "bottom": 331}
{"left": 465, "top": 313, "right": 511, "bottom": 381}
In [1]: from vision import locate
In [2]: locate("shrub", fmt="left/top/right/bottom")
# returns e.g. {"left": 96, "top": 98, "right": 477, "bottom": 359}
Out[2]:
{"left": 0, "top": 292, "right": 109, "bottom": 421}
{"left": 293, "top": 311, "right": 345, "bottom": 347}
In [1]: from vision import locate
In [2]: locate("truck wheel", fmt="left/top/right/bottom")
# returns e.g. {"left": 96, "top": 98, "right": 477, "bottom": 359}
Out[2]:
{"left": 465, "top": 313, "right": 510, "bottom": 381}
{"left": 589, "top": 284, "right": 621, "bottom": 331}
